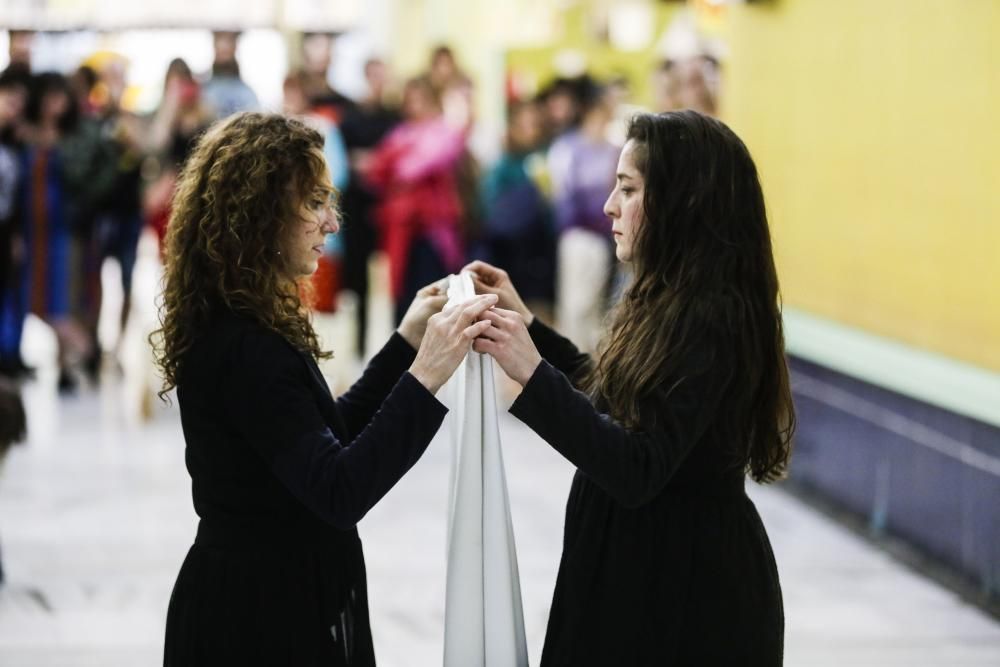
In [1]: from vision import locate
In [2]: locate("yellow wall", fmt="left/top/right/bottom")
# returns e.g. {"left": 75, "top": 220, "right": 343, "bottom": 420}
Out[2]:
{"left": 722, "top": 0, "right": 1000, "bottom": 371}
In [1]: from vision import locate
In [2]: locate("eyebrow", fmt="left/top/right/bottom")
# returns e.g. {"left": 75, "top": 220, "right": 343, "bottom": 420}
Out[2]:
{"left": 616, "top": 173, "right": 634, "bottom": 182}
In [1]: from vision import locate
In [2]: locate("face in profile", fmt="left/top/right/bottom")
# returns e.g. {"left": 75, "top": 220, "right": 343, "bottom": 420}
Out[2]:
{"left": 365, "top": 60, "right": 388, "bottom": 93}
{"left": 402, "top": 81, "right": 437, "bottom": 121}
{"left": 283, "top": 151, "right": 339, "bottom": 279}
{"left": 508, "top": 103, "right": 542, "bottom": 153}
{"left": 545, "top": 90, "right": 576, "bottom": 129}
{"left": 604, "top": 139, "right": 645, "bottom": 263}
{"left": 42, "top": 88, "right": 71, "bottom": 121}
{"left": 0, "top": 86, "right": 26, "bottom": 126}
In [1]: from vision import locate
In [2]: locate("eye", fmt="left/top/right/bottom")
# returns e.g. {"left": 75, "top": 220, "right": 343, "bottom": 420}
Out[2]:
{"left": 621, "top": 187, "right": 635, "bottom": 195}
{"left": 311, "top": 194, "right": 333, "bottom": 211}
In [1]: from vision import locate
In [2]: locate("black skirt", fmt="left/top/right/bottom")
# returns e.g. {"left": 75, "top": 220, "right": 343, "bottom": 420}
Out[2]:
{"left": 163, "top": 523, "right": 375, "bottom": 667}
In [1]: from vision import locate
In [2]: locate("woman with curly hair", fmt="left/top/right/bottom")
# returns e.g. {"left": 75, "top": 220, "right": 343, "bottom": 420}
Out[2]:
{"left": 466, "top": 110, "right": 794, "bottom": 665}
{"left": 153, "top": 112, "right": 496, "bottom": 666}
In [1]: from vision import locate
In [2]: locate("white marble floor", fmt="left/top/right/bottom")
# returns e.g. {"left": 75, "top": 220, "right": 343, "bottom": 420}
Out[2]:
{"left": 2, "top": 238, "right": 999, "bottom": 666}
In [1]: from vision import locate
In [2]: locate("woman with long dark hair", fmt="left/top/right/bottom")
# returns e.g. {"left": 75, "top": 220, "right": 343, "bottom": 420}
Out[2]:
{"left": 467, "top": 110, "right": 794, "bottom": 665}
{"left": 153, "top": 112, "right": 496, "bottom": 665}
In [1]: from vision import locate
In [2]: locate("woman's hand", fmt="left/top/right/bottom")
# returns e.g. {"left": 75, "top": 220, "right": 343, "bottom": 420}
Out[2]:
{"left": 472, "top": 308, "right": 543, "bottom": 387}
{"left": 462, "top": 261, "right": 534, "bottom": 326}
{"left": 397, "top": 279, "right": 449, "bottom": 349}
{"left": 409, "top": 294, "right": 498, "bottom": 394}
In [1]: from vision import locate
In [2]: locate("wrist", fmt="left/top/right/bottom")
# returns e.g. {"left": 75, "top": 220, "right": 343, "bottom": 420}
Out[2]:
{"left": 516, "top": 356, "right": 542, "bottom": 386}
{"left": 408, "top": 363, "right": 442, "bottom": 395}
{"left": 397, "top": 325, "right": 421, "bottom": 351}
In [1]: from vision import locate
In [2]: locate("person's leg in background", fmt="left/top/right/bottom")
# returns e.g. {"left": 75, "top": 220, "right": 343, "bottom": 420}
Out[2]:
{"left": 0, "top": 376, "right": 27, "bottom": 585}
{"left": 556, "top": 227, "right": 612, "bottom": 352}
{"left": 340, "top": 190, "right": 377, "bottom": 359}
{"left": 0, "top": 221, "right": 12, "bottom": 376}
{"left": 114, "top": 212, "right": 143, "bottom": 344}
{"left": 394, "top": 235, "right": 446, "bottom": 326}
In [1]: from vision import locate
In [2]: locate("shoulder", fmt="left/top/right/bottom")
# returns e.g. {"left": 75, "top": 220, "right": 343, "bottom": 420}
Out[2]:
{"left": 229, "top": 317, "right": 301, "bottom": 366}
{"left": 195, "top": 312, "right": 304, "bottom": 378}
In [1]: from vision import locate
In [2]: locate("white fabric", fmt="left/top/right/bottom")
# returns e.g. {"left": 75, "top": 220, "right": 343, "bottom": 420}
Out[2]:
{"left": 441, "top": 273, "right": 529, "bottom": 667}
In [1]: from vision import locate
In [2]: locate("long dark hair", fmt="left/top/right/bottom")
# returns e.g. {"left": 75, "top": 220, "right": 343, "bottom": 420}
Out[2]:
{"left": 588, "top": 110, "right": 794, "bottom": 483}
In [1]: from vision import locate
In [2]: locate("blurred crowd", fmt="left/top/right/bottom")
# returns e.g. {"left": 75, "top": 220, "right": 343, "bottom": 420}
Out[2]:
{"left": 0, "top": 28, "right": 720, "bottom": 393}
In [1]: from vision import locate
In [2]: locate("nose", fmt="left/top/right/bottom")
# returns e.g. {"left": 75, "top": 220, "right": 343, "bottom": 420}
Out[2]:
{"left": 321, "top": 208, "right": 339, "bottom": 235}
{"left": 603, "top": 190, "right": 618, "bottom": 220}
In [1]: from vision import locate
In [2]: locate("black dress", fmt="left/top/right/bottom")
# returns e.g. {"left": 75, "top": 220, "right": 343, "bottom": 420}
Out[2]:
{"left": 163, "top": 312, "right": 447, "bottom": 666}
{"left": 510, "top": 319, "right": 784, "bottom": 666}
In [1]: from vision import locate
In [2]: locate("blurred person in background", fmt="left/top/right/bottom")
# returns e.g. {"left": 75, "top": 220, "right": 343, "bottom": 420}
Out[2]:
{"left": 282, "top": 69, "right": 349, "bottom": 193}
{"left": 426, "top": 47, "right": 482, "bottom": 275}
{"left": 153, "top": 111, "right": 497, "bottom": 665}
{"left": 654, "top": 55, "right": 720, "bottom": 116}
{"left": 537, "top": 76, "right": 585, "bottom": 144}
{"left": 201, "top": 30, "right": 259, "bottom": 118}
{"left": 0, "top": 69, "right": 30, "bottom": 379}
{"left": 548, "top": 81, "right": 620, "bottom": 352}
{"left": 143, "top": 58, "right": 214, "bottom": 254}
{"left": 364, "top": 76, "right": 468, "bottom": 325}
{"left": 78, "top": 54, "right": 145, "bottom": 376}
{"left": 0, "top": 376, "right": 27, "bottom": 585}
{"left": 5, "top": 31, "right": 33, "bottom": 75}
{"left": 466, "top": 110, "right": 792, "bottom": 666}
{"left": 338, "top": 57, "right": 400, "bottom": 357}
{"left": 18, "top": 72, "right": 93, "bottom": 392}
{"left": 299, "top": 32, "right": 355, "bottom": 124}
{"left": 283, "top": 68, "right": 351, "bottom": 315}
{"left": 428, "top": 45, "right": 467, "bottom": 97}
{"left": 60, "top": 62, "right": 112, "bottom": 383}
{"left": 68, "top": 65, "right": 99, "bottom": 117}
{"left": 478, "top": 100, "right": 555, "bottom": 319}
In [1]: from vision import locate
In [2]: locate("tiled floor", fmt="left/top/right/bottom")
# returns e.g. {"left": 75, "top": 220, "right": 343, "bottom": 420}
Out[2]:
{"left": 2, "top": 239, "right": 998, "bottom": 665}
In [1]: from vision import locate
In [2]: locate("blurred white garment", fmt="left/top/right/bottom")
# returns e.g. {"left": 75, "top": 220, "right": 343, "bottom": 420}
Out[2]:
{"left": 441, "top": 273, "right": 528, "bottom": 667}
{"left": 556, "top": 228, "right": 612, "bottom": 353}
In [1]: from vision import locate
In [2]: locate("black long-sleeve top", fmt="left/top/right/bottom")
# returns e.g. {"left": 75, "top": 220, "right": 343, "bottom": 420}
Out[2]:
{"left": 164, "top": 311, "right": 446, "bottom": 666}
{"left": 511, "top": 318, "right": 784, "bottom": 666}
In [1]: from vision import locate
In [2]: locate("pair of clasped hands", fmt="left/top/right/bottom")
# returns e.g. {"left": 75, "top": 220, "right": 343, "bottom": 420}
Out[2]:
{"left": 402, "top": 261, "right": 543, "bottom": 395}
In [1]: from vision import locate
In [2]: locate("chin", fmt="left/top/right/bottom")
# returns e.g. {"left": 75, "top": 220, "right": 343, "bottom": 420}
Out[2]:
{"left": 294, "top": 262, "right": 320, "bottom": 278}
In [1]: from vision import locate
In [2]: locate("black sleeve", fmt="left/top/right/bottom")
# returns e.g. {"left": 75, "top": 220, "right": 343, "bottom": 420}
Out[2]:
{"left": 226, "top": 330, "right": 447, "bottom": 530}
{"left": 527, "top": 317, "right": 593, "bottom": 385}
{"left": 509, "top": 356, "right": 720, "bottom": 509}
{"left": 335, "top": 332, "right": 417, "bottom": 440}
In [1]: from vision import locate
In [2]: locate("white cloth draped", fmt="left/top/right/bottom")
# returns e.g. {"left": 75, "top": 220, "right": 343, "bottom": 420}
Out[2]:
{"left": 441, "top": 272, "right": 529, "bottom": 667}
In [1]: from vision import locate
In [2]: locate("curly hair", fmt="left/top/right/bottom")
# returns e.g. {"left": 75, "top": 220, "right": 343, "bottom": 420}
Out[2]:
{"left": 586, "top": 111, "right": 795, "bottom": 483}
{"left": 151, "top": 112, "right": 333, "bottom": 400}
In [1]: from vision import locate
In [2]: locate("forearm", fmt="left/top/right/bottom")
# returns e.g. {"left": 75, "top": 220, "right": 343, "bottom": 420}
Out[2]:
{"left": 274, "top": 372, "right": 447, "bottom": 529}
{"left": 527, "top": 318, "right": 593, "bottom": 384}
{"left": 509, "top": 361, "right": 699, "bottom": 508}
{"left": 335, "top": 332, "right": 418, "bottom": 437}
